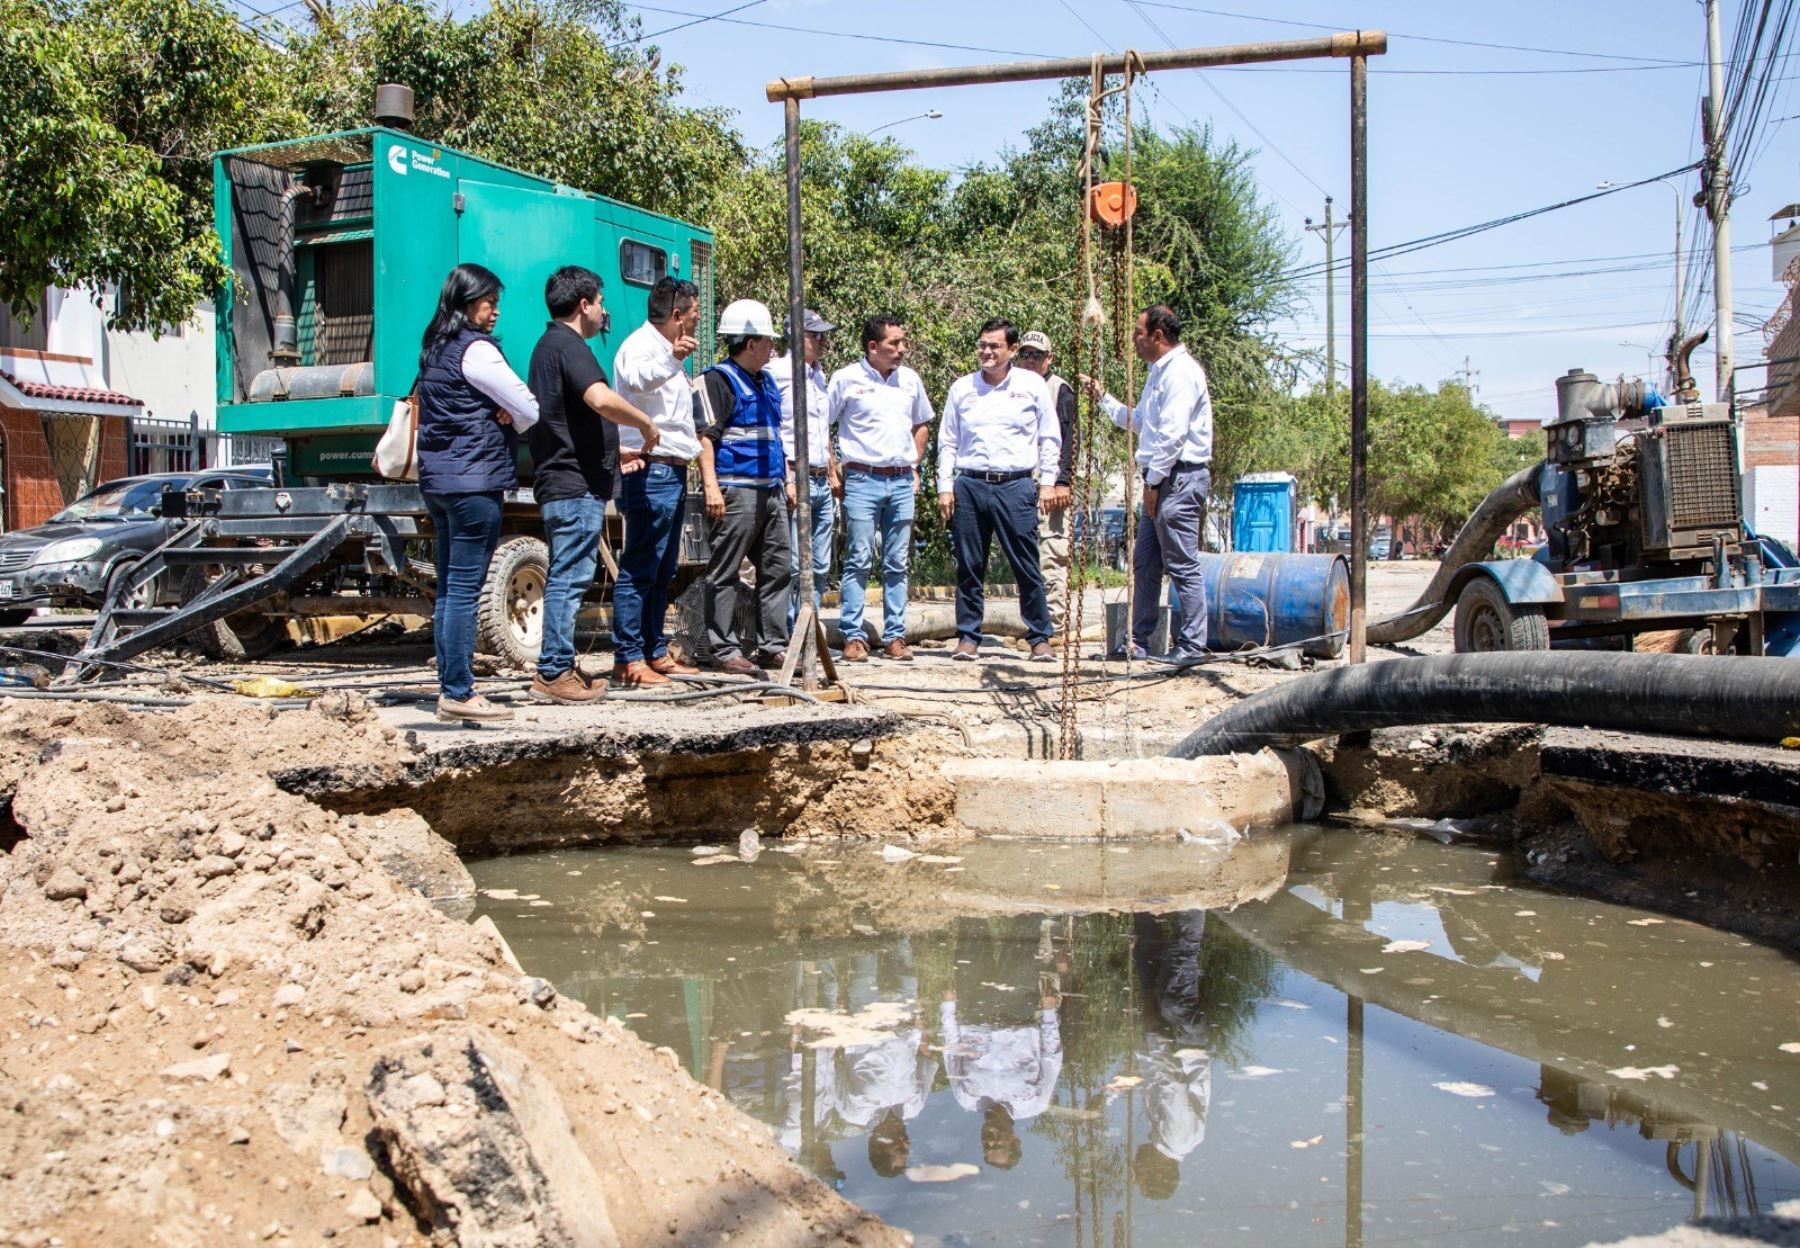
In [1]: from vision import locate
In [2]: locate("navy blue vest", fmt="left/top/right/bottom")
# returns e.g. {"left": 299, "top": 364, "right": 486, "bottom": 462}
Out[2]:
{"left": 416, "top": 327, "right": 518, "bottom": 494}
{"left": 707, "top": 360, "right": 785, "bottom": 486}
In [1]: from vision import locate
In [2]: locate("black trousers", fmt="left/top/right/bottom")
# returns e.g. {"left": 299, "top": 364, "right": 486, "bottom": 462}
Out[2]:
{"left": 704, "top": 484, "right": 793, "bottom": 660}
{"left": 951, "top": 474, "right": 1051, "bottom": 645}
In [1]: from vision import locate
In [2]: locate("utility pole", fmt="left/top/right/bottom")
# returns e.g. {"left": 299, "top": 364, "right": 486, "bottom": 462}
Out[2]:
{"left": 1305, "top": 196, "right": 1351, "bottom": 395}
{"left": 1704, "top": 0, "right": 1735, "bottom": 401}
{"left": 1455, "top": 355, "right": 1480, "bottom": 398}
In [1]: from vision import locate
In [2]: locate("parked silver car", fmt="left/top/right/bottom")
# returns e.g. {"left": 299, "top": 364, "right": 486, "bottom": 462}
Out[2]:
{"left": 0, "top": 469, "right": 271, "bottom": 625}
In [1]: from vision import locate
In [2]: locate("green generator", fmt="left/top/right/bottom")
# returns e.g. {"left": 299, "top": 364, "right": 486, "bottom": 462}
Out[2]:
{"left": 213, "top": 124, "right": 717, "bottom": 479}
{"left": 61, "top": 117, "right": 722, "bottom": 682}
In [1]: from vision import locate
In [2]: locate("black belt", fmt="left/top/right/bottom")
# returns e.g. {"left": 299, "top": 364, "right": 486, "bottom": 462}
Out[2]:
{"left": 1146, "top": 460, "right": 1210, "bottom": 479}
{"left": 842, "top": 462, "right": 912, "bottom": 478}
{"left": 957, "top": 468, "right": 1033, "bottom": 483}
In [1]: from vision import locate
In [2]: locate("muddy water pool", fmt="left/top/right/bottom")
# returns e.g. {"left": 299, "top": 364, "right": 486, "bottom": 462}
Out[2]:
{"left": 471, "top": 828, "right": 1800, "bottom": 1247}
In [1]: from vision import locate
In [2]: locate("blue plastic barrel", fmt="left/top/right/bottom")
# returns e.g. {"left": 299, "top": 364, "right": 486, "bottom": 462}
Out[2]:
{"left": 1185, "top": 552, "right": 1351, "bottom": 659}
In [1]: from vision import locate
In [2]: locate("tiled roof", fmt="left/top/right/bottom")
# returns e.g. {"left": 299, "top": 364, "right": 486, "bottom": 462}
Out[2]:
{"left": 0, "top": 370, "right": 142, "bottom": 409}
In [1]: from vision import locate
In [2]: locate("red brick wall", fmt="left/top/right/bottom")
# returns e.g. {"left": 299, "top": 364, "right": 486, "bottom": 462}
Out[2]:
{"left": 1741, "top": 401, "right": 1798, "bottom": 471}
{"left": 0, "top": 406, "right": 129, "bottom": 531}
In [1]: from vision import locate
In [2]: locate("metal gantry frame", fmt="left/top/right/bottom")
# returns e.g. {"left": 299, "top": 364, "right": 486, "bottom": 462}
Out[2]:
{"left": 768, "top": 31, "right": 1387, "bottom": 684}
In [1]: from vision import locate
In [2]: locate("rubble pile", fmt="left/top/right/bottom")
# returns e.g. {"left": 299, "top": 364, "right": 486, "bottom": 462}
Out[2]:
{"left": 0, "top": 697, "right": 902, "bottom": 1247}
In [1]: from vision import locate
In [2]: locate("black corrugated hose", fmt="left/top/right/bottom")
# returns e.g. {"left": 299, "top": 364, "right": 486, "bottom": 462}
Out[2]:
{"left": 1167, "top": 652, "right": 1800, "bottom": 758}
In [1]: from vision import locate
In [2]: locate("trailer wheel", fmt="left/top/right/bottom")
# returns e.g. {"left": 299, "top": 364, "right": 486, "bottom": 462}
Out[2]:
{"left": 477, "top": 536, "right": 547, "bottom": 670}
{"left": 1453, "top": 578, "right": 1549, "bottom": 653}
{"left": 180, "top": 561, "right": 291, "bottom": 661}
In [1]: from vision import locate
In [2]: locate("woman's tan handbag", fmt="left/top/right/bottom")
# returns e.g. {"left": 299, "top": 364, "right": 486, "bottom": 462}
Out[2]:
{"left": 372, "top": 386, "right": 420, "bottom": 481}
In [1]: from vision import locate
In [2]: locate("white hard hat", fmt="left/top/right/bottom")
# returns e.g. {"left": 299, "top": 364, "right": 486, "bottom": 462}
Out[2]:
{"left": 718, "top": 299, "right": 776, "bottom": 338}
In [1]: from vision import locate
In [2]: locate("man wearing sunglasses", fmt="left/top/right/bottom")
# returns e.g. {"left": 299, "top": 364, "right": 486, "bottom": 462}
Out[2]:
{"left": 1015, "top": 331, "right": 1078, "bottom": 644}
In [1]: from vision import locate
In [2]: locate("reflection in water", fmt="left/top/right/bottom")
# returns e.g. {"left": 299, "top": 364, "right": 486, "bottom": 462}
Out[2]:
{"left": 472, "top": 832, "right": 1800, "bottom": 1247}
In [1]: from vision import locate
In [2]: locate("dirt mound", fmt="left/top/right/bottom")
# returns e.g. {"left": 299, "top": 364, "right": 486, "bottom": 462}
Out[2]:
{"left": 0, "top": 695, "right": 903, "bottom": 1248}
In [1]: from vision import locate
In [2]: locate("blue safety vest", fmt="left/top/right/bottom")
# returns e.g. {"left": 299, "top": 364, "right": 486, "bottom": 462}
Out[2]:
{"left": 708, "top": 359, "right": 786, "bottom": 487}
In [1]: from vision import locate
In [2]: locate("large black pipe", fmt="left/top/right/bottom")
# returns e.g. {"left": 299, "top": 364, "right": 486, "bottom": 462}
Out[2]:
{"left": 1365, "top": 460, "right": 1544, "bottom": 645}
{"left": 1167, "top": 652, "right": 1800, "bottom": 757}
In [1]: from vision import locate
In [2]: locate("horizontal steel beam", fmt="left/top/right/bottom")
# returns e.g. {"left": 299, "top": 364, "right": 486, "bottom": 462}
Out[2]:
{"left": 766, "top": 31, "right": 1387, "bottom": 101}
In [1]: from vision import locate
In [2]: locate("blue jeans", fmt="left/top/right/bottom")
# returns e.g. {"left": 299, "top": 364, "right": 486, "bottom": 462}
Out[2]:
{"left": 840, "top": 469, "right": 914, "bottom": 645}
{"left": 424, "top": 490, "right": 504, "bottom": 701}
{"left": 787, "top": 473, "right": 836, "bottom": 632}
{"left": 612, "top": 462, "right": 688, "bottom": 664}
{"left": 537, "top": 494, "right": 605, "bottom": 681}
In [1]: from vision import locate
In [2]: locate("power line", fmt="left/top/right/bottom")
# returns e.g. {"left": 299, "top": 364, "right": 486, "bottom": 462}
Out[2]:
{"left": 611, "top": 0, "right": 767, "bottom": 51}
{"left": 622, "top": 4, "right": 1057, "bottom": 59}
{"left": 1286, "top": 164, "right": 1706, "bottom": 281}
{"left": 1122, "top": 0, "right": 1332, "bottom": 197}
{"left": 1129, "top": 0, "right": 1699, "bottom": 65}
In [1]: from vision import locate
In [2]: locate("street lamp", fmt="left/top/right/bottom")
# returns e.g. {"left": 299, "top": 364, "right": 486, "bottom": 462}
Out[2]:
{"left": 1599, "top": 177, "right": 1686, "bottom": 389}
{"left": 865, "top": 109, "right": 943, "bottom": 137}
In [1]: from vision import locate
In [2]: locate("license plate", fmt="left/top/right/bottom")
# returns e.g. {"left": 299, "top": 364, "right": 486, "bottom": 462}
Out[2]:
{"left": 0, "top": 580, "right": 15, "bottom": 599}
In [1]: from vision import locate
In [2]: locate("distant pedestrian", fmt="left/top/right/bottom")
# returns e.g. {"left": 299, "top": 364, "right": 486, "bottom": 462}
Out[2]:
{"left": 1082, "top": 305, "right": 1213, "bottom": 661}
{"left": 610, "top": 276, "right": 703, "bottom": 687}
{"left": 827, "top": 314, "right": 935, "bottom": 662}
{"left": 1015, "top": 329, "right": 1079, "bottom": 642}
{"left": 525, "top": 265, "right": 662, "bottom": 705}
{"left": 935, "top": 319, "right": 1060, "bottom": 661}
{"left": 415, "top": 263, "right": 539, "bottom": 724}
{"left": 768, "top": 308, "right": 838, "bottom": 633}
{"left": 695, "top": 299, "right": 793, "bottom": 673}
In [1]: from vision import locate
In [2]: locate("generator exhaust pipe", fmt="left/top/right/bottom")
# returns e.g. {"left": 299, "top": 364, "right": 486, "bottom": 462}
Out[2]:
{"left": 1168, "top": 651, "right": 1800, "bottom": 757}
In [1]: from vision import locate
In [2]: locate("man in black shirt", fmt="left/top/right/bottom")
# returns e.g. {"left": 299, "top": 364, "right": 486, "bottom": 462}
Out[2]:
{"left": 526, "top": 265, "right": 660, "bottom": 705}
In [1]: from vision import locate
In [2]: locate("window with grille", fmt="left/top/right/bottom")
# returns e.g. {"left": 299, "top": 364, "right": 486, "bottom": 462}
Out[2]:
{"left": 620, "top": 239, "right": 668, "bottom": 288}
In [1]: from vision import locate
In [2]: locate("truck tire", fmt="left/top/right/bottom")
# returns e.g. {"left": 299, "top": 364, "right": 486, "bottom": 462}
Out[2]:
{"left": 1453, "top": 577, "right": 1549, "bottom": 653}
{"left": 477, "top": 536, "right": 547, "bottom": 671}
{"left": 181, "top": 558, "right": 291, "bottom": 661}
{"left": 0, "top": 610, "right": 29, "bottom": 627}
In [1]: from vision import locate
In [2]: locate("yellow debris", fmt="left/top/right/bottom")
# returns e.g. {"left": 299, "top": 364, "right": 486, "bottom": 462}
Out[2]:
{"left": 231, "top": 676, "right": 318, "bottom": 699}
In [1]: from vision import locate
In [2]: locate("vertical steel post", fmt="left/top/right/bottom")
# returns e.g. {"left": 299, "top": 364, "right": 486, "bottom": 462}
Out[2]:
{"left": 1348, "top": 55, "right": 1369, "bottom": 664}
{"left": 1704, "top": 0, "right": 1735, "bottom": 402}
{"left": 784, "top": 96, "right": 816, "bottom": 687}
{"left": 1346, "top": 994, "right": 1365, "bottom": 1248}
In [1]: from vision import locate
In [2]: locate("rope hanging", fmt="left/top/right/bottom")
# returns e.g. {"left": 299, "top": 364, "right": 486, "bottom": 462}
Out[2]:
{"left": 1058, "top": 52, "right": 1141, "bottom": 761}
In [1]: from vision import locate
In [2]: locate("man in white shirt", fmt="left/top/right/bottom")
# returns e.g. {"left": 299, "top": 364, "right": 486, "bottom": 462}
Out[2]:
{"left": 936, "top": 318, "right": 1060, "bottom": 662}
{"left": 1015, "top": 330, "right": 1079, "bottom": 643}
{"left": 1082, "top": 305, "right": 1214, "bottom": 660}
{"left": 825, "top": 314, "right": 935, "bottom": 662}
{"left": 768, "top": 307, "right": 837, "bottom": 633}
{"left": 610, "top": 276, "right": 703, "bottom": 688}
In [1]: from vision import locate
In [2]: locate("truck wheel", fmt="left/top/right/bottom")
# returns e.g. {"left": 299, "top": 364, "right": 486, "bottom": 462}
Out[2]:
{"left": 1453, "top": 578, "right": 1549, "bottom": 653}
{"left": 179, "top": 559, "right": 291, "bottom": 661}
{"left": 477, "top": 536, "right": 547, "bottom": 670}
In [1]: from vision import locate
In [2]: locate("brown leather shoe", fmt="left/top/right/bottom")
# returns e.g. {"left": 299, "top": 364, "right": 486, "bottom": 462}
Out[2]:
{"left": 1028, "top": 641, "right": 1054, "bottom": 662}
{"left": 951, "top": 638, "right": 979, "bottom": 661}
{"left": 647, "top": 653, "right": 699, "bottom": 676}
{"left": 713, "top": 654, "right": 761, "bottom": 676}
{"left": 613, "top": 660, "right": 670, "bottom": 687}
{"left": 531, "top": 669, "right": 605, "bottom": 705}
{"left": 882, "top": 638, "right": 915, "bottom": 662}
{"left": 842, "top": 638, "right": 871, "bottom": 663}
{"left": 754, "top": 650, "right": 787, "bottom": 670}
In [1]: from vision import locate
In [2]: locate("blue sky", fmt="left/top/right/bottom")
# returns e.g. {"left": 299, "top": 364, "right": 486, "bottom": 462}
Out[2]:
{"left": 614, "top": 0, "right": 1798, "bottom": 426}
{"left": 237, "top": 0, "right": 1798, "bottom": 426}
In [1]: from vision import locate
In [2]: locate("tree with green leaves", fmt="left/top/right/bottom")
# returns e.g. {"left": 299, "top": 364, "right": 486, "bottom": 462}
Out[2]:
{"left": 0, "top": 0, "right": 291, "bottom": 330}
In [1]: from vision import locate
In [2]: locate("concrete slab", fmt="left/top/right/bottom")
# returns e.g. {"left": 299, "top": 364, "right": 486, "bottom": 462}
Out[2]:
{"left": 941, "top": 751, "right": 1296, "bottom": 839}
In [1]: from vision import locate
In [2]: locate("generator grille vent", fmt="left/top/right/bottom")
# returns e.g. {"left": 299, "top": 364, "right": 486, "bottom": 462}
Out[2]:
{"left": 1665, "top": 422, "right": 1740, "bottom": 529}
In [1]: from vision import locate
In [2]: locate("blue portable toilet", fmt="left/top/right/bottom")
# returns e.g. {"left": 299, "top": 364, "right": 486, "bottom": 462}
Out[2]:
{"left": 1232, "top": 472, "right": 1299, "bottom": 552}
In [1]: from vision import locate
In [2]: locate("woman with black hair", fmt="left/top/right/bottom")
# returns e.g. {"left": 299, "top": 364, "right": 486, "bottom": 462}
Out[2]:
{"left": 415, "top": 262, "right": 539, "bottom": 723}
